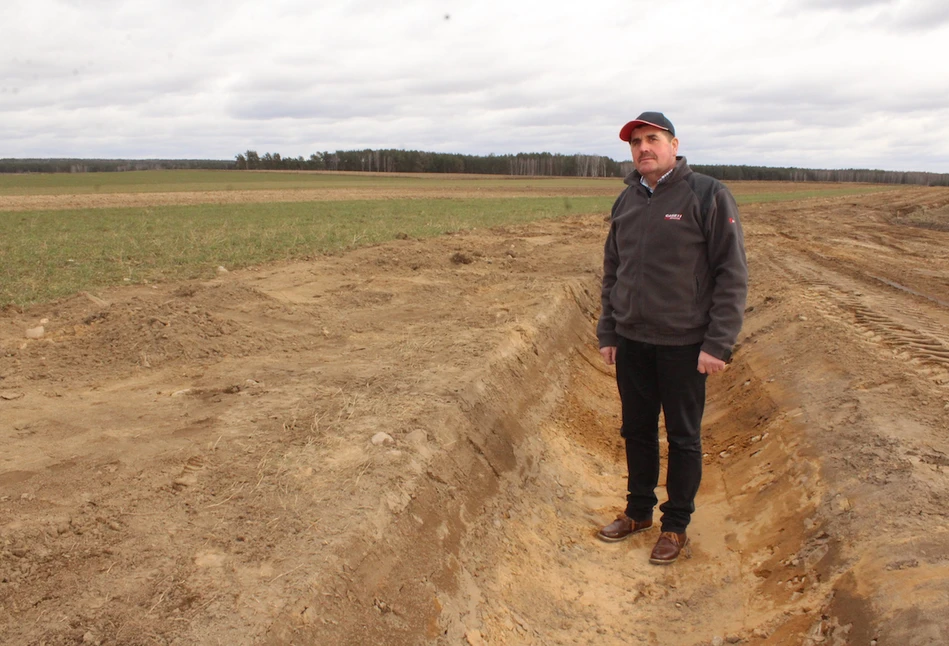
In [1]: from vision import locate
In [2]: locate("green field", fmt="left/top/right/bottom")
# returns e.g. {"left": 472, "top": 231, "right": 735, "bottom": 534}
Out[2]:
{"left": 1, "top": 197, "right": 617, "bottom": 305}
{"left": 0, "top": 169, "right": 895, "bottom": 199}
{"left": 0, "top": 170, "right": 621, "bottom": 196}
{"left": 0, "top": 171, "right": 897, "bottom": 306}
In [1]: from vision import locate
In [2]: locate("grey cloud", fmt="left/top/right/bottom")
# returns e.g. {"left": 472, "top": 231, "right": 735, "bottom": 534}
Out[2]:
{"left": 505, "top": 110, "right": 590, "bottom": 130}
{"left": 799, "top": 0, "right": 893, "bottom": 8}
{"left": 0, "top": 67, "right": 209, "bottom": 114}
{"left": 228, "top": 97, "right": 396, "bottom": 121}
{"left": 796, "top": 0, "right": 949, "bottom": 31}
{"left": 222, "top": 63, "right": 556, "bottom": 123}
{"left": 403, "top": 71, "right": 533, "bottom": 98}
{"left": 704, "top": 80, "right": 949, "bottom": 128}
{"left": 225, "top": 56, "right": 406, "bottom": 92}
{"left": 229, "top": 51, "right": 538, "bottom": 110}
{"left": 883, "top": 0, "right": 949, "bottom": 30}
{"left": 685, "top": 105, "right": 945, "bottom": 172}
{"left": 223, "top": 76, "right": 429, "bottom": 121}
{"left": 2, "top": 57, "right": 79, "bottom": 85}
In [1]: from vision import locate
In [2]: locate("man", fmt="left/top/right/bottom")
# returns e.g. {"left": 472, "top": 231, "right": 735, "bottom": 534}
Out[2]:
{"left": 596, "top": 111, "right": 747, "bottom": 565}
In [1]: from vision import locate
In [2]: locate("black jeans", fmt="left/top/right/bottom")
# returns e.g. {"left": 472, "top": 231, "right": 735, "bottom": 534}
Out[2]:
{"left": 615, "top": 336, "right": 706, "bottom": 533}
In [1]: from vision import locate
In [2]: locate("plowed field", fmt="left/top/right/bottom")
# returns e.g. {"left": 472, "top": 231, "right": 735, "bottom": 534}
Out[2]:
{"left": 2, "top": 183, "right": 949, "bottom": 645}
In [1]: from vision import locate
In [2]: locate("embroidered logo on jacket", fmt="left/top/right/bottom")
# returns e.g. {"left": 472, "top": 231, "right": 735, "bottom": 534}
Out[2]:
{"left": 664, "top": 213, "right": 683, "bottom": 220}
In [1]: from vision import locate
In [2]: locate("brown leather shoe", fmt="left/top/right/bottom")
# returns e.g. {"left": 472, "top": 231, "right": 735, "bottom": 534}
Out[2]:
{"left": 649, "top": 531, "right": 689, "bottom": 564}
{"left": 597, "top": 514, "right": 653, "bottom": 542}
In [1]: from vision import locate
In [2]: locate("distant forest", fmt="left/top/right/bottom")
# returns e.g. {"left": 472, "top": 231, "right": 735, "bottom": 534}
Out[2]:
{"left": 0, "top": 158, "right": 233, "bottom": 173}
{"left": 234, "top": 149, "right": 949, "bottom": 186}
{"left": 2, "top": 150, "right": 948, "bottom": 186}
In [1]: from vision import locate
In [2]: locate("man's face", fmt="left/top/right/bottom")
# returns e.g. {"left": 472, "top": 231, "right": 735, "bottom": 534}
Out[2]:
{"left": 629, "top": 126, "right": 678, "bottom": 180}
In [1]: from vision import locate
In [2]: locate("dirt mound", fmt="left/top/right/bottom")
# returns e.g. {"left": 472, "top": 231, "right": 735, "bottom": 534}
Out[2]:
{"left": 2, "top": 284, "right": 297, "bottom": 388}
{"left": 3, "top": 190, "right": 949, "bottom": 645}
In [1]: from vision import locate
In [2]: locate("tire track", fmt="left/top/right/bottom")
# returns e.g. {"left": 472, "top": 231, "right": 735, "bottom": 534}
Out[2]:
{"left": 768, "top": 254, "right": 949, "bottom": 386}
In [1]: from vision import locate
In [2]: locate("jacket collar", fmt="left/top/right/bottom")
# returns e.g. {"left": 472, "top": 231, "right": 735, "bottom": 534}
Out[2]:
{"left": 624, "top": 156, "right": 690, "bottom": 188}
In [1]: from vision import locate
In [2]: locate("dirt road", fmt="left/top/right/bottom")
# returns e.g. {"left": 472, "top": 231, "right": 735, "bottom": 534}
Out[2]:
{"left": 2, "top": 186, "right": 949, "bottom": 645}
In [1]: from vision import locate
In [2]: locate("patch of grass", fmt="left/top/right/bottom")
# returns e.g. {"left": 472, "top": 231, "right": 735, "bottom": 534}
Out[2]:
{"left": 0, "top": 170, "right": 400, "bottom": 195}
{"left": 1, "top": 196, "right": 614, "bottom": 305}
{"left": 891, "top": 206, "right": 949, "bottom": 232}
{"left": 733, "top": 185, "right": 895, "bottom": 204}
{"left": 0, "top": 170, "right": 621, "bottom": 196}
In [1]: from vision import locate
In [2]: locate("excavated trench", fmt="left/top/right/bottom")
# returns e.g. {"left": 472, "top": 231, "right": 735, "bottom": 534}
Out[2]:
{"left": 266, "top": 281, "right": 863, "bottom": 646}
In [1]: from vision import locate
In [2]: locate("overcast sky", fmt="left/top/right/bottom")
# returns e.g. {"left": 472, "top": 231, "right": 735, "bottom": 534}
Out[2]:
{"left": 3, "top": 0, "right": 948, "bottom": 172}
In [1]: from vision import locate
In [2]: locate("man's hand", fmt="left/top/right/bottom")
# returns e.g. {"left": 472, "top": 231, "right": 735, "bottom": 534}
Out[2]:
{"left": 600, "top": 346, "right": 617, "bottom": 366}
{"left": 697, "top": 350, "right": 726, "bottom": 375}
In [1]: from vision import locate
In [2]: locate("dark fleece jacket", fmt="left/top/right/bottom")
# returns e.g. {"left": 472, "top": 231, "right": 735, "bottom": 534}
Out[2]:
{"left": 597, "top": 157, "right": 748, "bottom": 361}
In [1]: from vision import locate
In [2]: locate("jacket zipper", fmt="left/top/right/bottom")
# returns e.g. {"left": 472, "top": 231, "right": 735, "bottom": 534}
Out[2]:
{"left": 636, "top": 193, "right": 651, "bottom": 323}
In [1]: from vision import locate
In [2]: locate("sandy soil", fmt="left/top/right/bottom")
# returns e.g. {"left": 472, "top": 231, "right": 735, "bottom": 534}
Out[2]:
{"left": 2, "top": 186, "right": 949, "bottom": 645}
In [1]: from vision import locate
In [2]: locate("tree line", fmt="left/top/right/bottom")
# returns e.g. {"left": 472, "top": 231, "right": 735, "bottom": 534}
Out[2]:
{"left": 2, "top": 152, "right": 948, "bottom": 187}
{"left": 234, "top": 149, "right": 619, "bottom": 177}
{"left": 235, "top": 149, "right": 949, "bottom": 186}
{"left": 0, "top": 158, "right": 232, "bottom": 173}
{"left": 688, "top": 164, "right": 947, "bottom": 187}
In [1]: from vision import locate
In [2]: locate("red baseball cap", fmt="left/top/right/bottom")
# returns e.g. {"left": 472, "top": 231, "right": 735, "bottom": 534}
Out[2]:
{"left": 619, "top": 111, "right": 675, "bottom": 142}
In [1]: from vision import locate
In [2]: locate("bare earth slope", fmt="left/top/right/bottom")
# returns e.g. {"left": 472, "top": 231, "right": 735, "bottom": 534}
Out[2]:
{"left": 2, "top": 187, "right": 949, "bottom": 645}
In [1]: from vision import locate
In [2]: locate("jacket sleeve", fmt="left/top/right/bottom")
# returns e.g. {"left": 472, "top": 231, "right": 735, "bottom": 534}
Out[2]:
{"left": 596, "top": 194, "right": 624, "bottom": 348}
{"left": 701, "top": 186, "right": 748, "bottom": 360}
